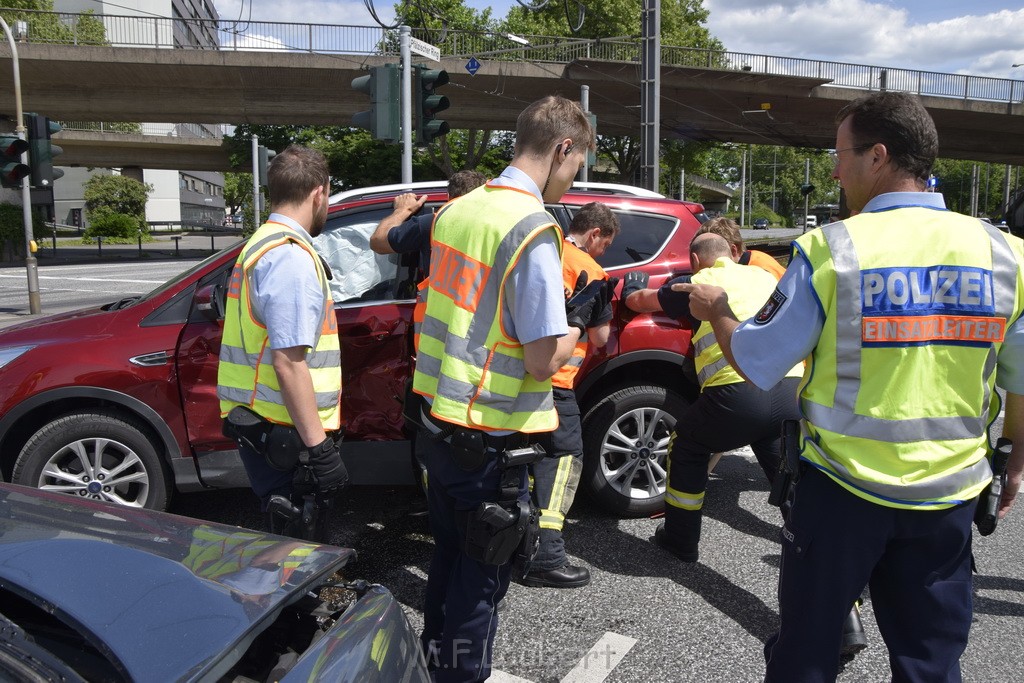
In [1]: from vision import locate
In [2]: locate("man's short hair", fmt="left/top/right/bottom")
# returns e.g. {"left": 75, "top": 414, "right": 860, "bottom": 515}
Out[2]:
{"left": 569, "top": 202, "right": 620, "bottom": 238}
{"left": 448, "top": 170, "right": 487, "bottom": 198}
{"left": 694, "top": 217, "right": 743, "bottom": 251}
{"left": 690, "top": 232, "right": 732, "bottom": 264}
{"left": 835, "top": 92, "right": 938, "bottom": 183}
{"left": 267, "top": 145, "right": 330, "bottom": 207}
{"left": 514, "top": 96, "right": 596, "bottom": 159}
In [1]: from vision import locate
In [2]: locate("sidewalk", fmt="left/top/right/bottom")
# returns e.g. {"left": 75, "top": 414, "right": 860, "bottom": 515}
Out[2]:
{"left": 0, "top": 233, "right": 243, "bottom": 268}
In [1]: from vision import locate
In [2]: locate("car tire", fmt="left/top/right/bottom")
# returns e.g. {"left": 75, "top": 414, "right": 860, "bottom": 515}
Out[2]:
{"left": 13, "top": 410, "right": 171, "bottom": 511}
{"left": 581, "top": 384, "right": 690, "bottom": 517}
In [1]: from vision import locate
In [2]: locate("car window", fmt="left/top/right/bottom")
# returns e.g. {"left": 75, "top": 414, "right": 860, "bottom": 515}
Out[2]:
{"left": 314, "top": 207, "right": 404, "bottom": 304}
{"left": 586, "top": 210, "right": 678, "bottom": 270}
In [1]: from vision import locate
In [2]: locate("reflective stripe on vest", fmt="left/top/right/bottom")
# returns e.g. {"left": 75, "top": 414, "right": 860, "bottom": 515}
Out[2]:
{"left": 217, "top": 222, "right": 341, "bottom": 428}
{"left": 796, "top": 213, "right": 1022, "bottom": 507}
{"left": 412, "top": 184, "right": 561, "bottom": 432}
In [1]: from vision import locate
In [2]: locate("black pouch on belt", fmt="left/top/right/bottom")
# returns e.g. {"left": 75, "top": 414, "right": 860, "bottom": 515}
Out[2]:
{"left": 450, "top": 427, "right": 489, "bottom": 471}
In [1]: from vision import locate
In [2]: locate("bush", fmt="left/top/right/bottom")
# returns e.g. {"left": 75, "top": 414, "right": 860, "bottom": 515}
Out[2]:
{"left": 84, "top": 210, "right": 149, "bottom": 243}
{"left": 0, "top": 202, "right": 48, "bottom": 261}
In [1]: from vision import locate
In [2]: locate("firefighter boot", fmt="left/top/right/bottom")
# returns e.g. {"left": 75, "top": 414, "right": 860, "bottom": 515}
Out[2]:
{"left": 840, "top": 599, "right": 868, "bottom": 656}
{"left": 653, "top": 514, "right": 700, "bottom": 563}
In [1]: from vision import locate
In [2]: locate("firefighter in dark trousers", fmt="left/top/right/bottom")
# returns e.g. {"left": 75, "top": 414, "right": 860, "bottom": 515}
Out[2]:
{"left": 624, "top": 233, "right": 803, "bottom": 563}
{"left": 217, "top": 145, "right": 348, "bottom": 536}
{"left": 522, "top": 202, "right": 620, "bottom": 588}
{"left": 412, "top": 95, "right": 597, "bottom": 683}
{"left": 680, "top": 91, "right": 1024, "bottom": 682}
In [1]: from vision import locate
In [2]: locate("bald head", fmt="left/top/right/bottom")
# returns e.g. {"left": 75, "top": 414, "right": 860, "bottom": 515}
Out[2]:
{"left": 690, "top": 233, "right": 732, "bottom": 272}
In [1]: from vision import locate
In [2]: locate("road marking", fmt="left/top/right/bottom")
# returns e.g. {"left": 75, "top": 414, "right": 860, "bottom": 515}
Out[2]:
{"left": 490, "top": 631, "right": 637, "bottom": 683}
{"left": 560, "top": 631, "right": 637, "bottom": 683}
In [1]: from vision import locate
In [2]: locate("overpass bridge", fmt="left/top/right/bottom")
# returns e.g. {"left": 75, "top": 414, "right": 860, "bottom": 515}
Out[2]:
{"left": 1, "top": 13, "right": 1022, "bottom": 170}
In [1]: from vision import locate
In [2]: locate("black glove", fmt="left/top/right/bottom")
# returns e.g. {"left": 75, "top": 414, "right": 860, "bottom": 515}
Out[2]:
{"left": 565, "top": 280, "right": 605, "bottom": 332}
{"left": 294, "top": 437, "right": 349, "bottom": 497}
{"left": 621, "top": 271, "right": 649, "bottom": 301}
{"left": 567, "top": 270, "right": 589, "bottom": 299}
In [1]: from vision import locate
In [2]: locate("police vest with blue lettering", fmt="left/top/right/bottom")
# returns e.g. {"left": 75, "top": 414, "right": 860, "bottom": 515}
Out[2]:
{"left": 794, "top": 208, "right": 1024, "bottom": 509}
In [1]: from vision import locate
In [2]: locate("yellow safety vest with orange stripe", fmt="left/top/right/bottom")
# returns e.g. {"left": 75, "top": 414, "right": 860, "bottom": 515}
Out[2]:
{"left": 795, "top": 211, "right": 1024, "bottom": 509}
{"left": 552, "top": 240, "right": 607, "bottom": 390}
{"left": 412, "top": 183, "right": 562, "bottom": 432}
{"left": 217, "top": 221, "right": 342, "bottom": 429}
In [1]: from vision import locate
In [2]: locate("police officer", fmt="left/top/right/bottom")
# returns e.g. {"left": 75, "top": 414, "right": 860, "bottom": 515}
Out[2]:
{"left": 217, "top": 145, "right": 348, "bottom": 536}
{"left": 413, "top": 95, "right": 596, "bottom": 682}
{"left": 523, "top": 202, "right": 620, "bottom": 589}
{"left": 680, "top": 91, "right": 1024, "bottom": 681}
{"left": 694, "top": 216, "right": 786, "bottom": 280}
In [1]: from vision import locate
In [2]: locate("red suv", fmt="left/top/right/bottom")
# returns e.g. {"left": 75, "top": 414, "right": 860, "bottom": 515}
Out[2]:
{"left": 0, "top": 183, "right": 707, "bottom": 517}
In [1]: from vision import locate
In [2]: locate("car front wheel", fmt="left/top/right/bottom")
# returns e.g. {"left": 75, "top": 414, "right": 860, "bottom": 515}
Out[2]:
{"left": 13, "top": 411, "right": 170, "bottom": 511}
{"left": 581, "top": 384, "right": 690, "bottom": 517}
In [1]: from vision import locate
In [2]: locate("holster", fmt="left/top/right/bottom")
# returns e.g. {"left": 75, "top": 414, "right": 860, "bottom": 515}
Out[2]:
{"left": 975, "top": 437, "right": 1012, "bottom": 536}
{"left": 769, "top": 419, "right": 803, "bottom": 510}
{"left": 462, "top": 441, "right": 546, "bottom": 572}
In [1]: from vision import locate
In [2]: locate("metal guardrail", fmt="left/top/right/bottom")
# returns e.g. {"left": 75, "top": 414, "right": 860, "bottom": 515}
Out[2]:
{"left": 3, "top": 9, "right": 1023, "bottom": 105}
{"left": 56, "top": 121, "right": 227, "bottom": 138}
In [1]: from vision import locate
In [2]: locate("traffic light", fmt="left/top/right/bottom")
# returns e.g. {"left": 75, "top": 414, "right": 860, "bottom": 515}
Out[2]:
{"left": 0, "top": 134, "right": 29, "bottom": 189}
{"left": 351, "top": 64, "right": 400, "bottom": 142}
{"left": 800, "top": 183, "right": 815, "bottom": 196}
{"left": 25, "top": 114, "right": 63, "bottom": 188}
{"left": 257, "top": 145, "right": 277, "bottom": 188}
{"left": 414, "top": 65, "right": 450, "bottom": 146}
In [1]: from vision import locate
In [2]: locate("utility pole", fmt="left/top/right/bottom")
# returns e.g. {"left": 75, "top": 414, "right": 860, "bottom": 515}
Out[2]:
{"left": 802, "top": 158, "right": 811, "bottom": 233}
{"left": 1, "top": 17, "right": 39, "bottom": 314}
{"left": 639, "top": 0, "right": 660, "bottom": 192}
{"left": 739, "top": 149, "right": 747, "bottom": 228}
{"left": 400, "top": 26, "right": 412, "bottom": 184}
{"left": 580, "top": 84, "right": 589, "bottom": 183}
{"left": 250, "top": 134, "right": 259, "bottom": 233}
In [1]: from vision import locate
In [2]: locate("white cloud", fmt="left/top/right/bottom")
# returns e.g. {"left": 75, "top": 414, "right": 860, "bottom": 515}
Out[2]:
{"left": 705, "top": 0, "right": 1024, "bottom": 78}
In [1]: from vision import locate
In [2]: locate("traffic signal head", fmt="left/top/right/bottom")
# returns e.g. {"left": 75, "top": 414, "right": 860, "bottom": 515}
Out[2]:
{"left": 800, "top": 183, "right": 815, "bottom": 197}
{"left": 0, "top": 134, "right": 29, "bottom": 189}
{"left": 257, "top": 145, "right": 277, "bottom": 188}
{"left": 414, "top": 65, "right": 450, "bottom": 146}
{"left": 351, "top": 64, "right": 400, "bottom": 142}
{"left": 25, "top": 114, "right": 64, "bottom": 188}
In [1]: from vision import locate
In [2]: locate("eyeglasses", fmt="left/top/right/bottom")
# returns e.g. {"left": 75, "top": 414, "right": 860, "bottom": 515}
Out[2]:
{"left": 829, "top": 143, "right": 874, "bottom": 164}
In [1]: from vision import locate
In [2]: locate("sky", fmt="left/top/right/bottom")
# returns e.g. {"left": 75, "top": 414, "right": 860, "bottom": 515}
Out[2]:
{"left": 212, "top": 0, "right": 1024, "bottom": 79}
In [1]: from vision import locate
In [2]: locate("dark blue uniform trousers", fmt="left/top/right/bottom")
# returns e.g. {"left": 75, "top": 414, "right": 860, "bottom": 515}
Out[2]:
{"left": 765, "top": 465, "right": 977, "bottom": 683}
{"left": 237, "top": 442, "right": 294, "bottom": 510}
{"left": 419, "top": 434, "right": 526, "bottom": 683}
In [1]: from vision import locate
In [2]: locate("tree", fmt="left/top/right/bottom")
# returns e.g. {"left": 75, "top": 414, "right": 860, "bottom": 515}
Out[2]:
{"left": 1, "top": 1, "right": 106, "bottom": 45}
{"left": 83, "top": 174, "right": 152, "bottom": 241}
{"left": 223, "top": 172, "right": 250, "bottom": 217}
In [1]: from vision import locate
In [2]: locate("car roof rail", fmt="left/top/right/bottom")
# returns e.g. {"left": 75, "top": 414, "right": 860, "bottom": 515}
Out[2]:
{"left": 329, "top": 181, "right": 447, "bottom": 205}
{"left": 569, "top": 182, "right": 665, "bottom": 198}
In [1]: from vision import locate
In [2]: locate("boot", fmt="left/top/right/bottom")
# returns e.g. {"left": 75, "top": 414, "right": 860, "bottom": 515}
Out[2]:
{"left": 840, "top": 600, "right": 868, "bottom": 656}
{"left": 653, "top": 520, "right": 699, "bottom": 563}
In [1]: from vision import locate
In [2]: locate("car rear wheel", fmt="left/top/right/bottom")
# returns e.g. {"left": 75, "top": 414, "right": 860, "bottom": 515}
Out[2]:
{"left": 581, "top": 384, "right": 690, "bottom": 517}
{"left": 13, "top": 411, "right": 170, "bottom": 511}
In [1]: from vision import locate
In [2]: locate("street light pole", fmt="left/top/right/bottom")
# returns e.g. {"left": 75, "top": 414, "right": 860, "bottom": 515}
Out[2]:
{"left": 1, "top": 16, "right": 40, "bottom": 314}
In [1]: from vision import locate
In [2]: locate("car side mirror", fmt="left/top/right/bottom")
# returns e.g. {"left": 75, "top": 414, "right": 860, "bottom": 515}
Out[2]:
{"left": 195, "top": 283, "right": 226, "bottom": 321}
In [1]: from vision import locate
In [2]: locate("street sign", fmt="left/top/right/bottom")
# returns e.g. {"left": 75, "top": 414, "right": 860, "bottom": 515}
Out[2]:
{"left": 465, "top": 57, "right": 481, "bottom": 76}
{"left": 410, "top": 36, "right": 440, "bottom": 63}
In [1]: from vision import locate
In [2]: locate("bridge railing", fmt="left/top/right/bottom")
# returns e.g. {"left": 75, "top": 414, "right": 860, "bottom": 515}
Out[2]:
{"left": 56, "top": 121, "right": 227, "bottom": 138}
{"left": 4, "top": 9, "right": 1022, "bottom": 104}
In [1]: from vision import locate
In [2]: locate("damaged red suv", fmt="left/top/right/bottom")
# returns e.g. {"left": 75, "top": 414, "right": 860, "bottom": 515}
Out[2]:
{"left": 0, "top": 182, "right": 709, "bottom": 517}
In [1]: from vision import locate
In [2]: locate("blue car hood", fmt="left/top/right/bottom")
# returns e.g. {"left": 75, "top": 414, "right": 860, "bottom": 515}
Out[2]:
{"left": 0, "top": 484, "right": 354, "bottom": 682}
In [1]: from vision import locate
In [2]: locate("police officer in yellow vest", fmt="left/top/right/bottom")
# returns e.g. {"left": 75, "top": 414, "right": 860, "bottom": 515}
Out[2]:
{"left": 412, "top": 95, "right": 595, "bottom": 683}
{"left": 624, "top": 234, "right": 802, "bottom": 563}
{"left": 217, "top": 145, "right": 348, "bottom": 535}
{"left": 680, "top": 92, "right": 1024, "bottom": 681}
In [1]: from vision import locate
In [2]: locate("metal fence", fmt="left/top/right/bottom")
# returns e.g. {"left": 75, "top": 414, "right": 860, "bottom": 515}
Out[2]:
{"left": 5, "top": 9, "right": 1023, "bottom": 104}
{"left": 56, "top": 121, "right": 227, "bottom": 138}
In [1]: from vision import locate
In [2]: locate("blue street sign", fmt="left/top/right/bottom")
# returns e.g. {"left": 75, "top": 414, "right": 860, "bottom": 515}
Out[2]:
{"left": 927, "top": 175, "right": 940, "bottom": 188}
{"left": 465, "top": 57, "right": 481, "bottom": 76}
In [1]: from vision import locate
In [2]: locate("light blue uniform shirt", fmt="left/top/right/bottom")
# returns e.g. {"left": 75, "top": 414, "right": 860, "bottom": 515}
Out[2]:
{"left": 249, "top": 213, "right": 325, "bottom": 351}
{"left": 732, "top": 192, "right": 1024, "bottom": 393}
{"left": 488, "top": 166, "right": 569, "bottom": 344}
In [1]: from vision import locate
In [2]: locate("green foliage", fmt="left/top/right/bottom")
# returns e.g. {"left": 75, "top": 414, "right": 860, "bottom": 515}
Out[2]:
{"left": 83, "top": 174, "right": 151, "bottom": 220}
{"left": 83, "top": 209, "right": 147, "bottom": 242}
{"left": 0, "top": 202, "right": 47, "bottom": 261}
{"left": 1, "top": 1, "right": 107, "bottom": 45}
{"left": 73, "top": 122, "right": 143, "bottom": 134}
{"left": 932, "top": 160, "right": 1015, "bottom": 219}
{"left": 223, "top": 172, "right": 251, "bottom": 216}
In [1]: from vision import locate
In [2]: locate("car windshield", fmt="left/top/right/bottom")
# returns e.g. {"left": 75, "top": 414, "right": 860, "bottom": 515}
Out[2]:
{"left": 130, "top": 240, "right": 244, "bottom": 307}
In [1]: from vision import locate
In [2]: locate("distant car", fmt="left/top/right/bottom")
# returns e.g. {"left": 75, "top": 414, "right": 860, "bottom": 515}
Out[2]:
{"left": 752, "top": 218, "right": 770, "bottom": 230}
{"left": 0, "top": 482, "right": 430, "bottom": 682}
{"left": 804, "top": 215, "right": 818, "bottom": 228}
